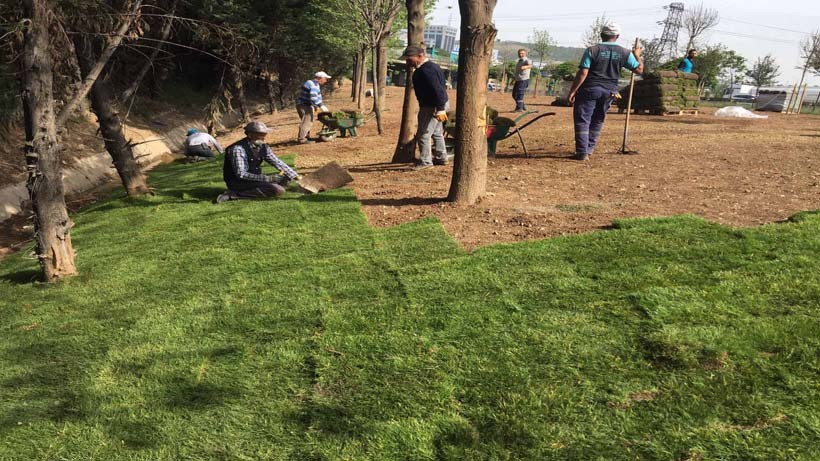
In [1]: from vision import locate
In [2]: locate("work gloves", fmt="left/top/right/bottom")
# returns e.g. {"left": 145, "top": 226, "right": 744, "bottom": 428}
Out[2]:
{"left": 320, "top": 105, "right": 329, "bottom": 113}
{"left": 435, "top": 111, "right": 448, "bottom": 122}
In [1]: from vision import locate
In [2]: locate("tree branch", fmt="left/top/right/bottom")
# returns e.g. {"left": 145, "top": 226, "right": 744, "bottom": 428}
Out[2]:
{"left": 55, "top": 0, "right": 142, "bottom": 128}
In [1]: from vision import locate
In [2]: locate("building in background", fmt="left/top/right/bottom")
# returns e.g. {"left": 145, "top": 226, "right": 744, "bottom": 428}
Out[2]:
{"left": 424, "top": 25, "right": 458, "bottom": 53}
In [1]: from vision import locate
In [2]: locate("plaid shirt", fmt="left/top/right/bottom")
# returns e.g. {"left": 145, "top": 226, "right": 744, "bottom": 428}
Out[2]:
{"left": 230, "top": 143, "right": 298, "bottom": 182}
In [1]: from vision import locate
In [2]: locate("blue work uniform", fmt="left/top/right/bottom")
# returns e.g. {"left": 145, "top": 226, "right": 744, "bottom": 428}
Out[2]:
{"left": 677, "top": 57, "right": 694, "bottom": 73}
{"left": 573, "top": 43, "right": 640, "bottom": 157}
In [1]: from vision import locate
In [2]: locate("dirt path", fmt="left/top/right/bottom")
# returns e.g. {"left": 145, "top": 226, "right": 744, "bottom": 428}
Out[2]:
{"left": 261, "top": 87, "right": 820, "bottom": 249}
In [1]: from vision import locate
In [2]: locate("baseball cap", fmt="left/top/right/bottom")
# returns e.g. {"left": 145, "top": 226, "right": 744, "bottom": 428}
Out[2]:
{"left": 244, "top": 121, "right": 271, "bottom": 134}
{"left": 602, "top": 22, "right": 621, "bottom": 36}
{"left": 186, "top": 128, "right": 199, "bottom": 136}
{"left": 400, "top": 45, "right": 425, "bottom": 58}
{"left": 315, "top": 71, "right": 332, "bottom": 79}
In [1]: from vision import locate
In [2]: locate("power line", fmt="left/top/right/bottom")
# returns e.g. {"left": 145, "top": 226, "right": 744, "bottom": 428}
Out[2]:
{"left": 711, "top": 29, "right": 801, "bottom": 45}
{"left": 721, "top": 17, "right": 813, "bottom": 35}
{"left": 493, "top": 7, "right": 661, "bottom": 21}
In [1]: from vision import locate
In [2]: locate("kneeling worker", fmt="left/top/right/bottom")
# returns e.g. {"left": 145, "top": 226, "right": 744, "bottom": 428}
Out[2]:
{"left": 184, "top": 128, "right": 223, "bottom": 159}
{"left": 216, "top": 121, "right": 300, "bottom": 203}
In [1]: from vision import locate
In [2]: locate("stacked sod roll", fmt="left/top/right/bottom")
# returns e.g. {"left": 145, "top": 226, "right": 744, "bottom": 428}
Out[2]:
{"left": 619, "top": 70, "right": 700, "bottom": 114}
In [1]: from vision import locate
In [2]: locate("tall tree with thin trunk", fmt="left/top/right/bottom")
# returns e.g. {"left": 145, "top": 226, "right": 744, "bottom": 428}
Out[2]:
{"left": 529, "top": 29, "right": 553, "bottom": 98}
{"left": 682, "top": 3, "right": 719, "bottom": 53}
{"left": 391, "top": 0, "right": 424, "bottom": 163}
{"left": 746, "top": 54, "right": 780, "bottom": 92}
{"left": 794, "top": 31, "right": 820, "bottom": 110}
{"left": 353, "top": 45, "right": 368, "bottom": 109}
{"left": 55, "top": 0, "right": 142, "bottom": 128}
{"left": 21, "top": 0, "right": 78, "bottom": 280}
{"left": 809, "top": 30, "right": 820, "bottom": 76}
{"left": 447, "top": 0, "right": 497, "bottom": 204}
{"left": 120, "top": 0, "right": 179, "bottom": 102}
{"left": 346, "top": 0, "right": 403, "bottom": 135}
{"left": 230, "top": 64, "right": 249, "bottom": 122}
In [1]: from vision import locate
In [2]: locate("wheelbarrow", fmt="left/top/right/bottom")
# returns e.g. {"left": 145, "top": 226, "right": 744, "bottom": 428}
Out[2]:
{"left": 444, "top": 109, "right": 555, "bottom": 157}
{"left": 317, "top": 110, "right": 365, "bottom": 141}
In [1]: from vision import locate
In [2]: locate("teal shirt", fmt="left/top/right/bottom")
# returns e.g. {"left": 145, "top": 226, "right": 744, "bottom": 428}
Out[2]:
{"left": 579, "top": 42, "right": 640, "bottom": 71}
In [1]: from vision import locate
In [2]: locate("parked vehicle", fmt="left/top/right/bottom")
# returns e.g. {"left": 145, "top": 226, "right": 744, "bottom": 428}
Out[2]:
{"left": 723, "top": 83, "right": 757, "bottom": 100}
{"left": 730, "top": 94, "right": 757, "bottom": 103}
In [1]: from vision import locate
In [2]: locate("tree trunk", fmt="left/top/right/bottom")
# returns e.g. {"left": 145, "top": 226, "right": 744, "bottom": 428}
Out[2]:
{"left": 533, "top": 73, "right": 539, "bottom": 98}
{"left": 448, "top": 0, "right": 497, "bottom": 204}
{"left": 231, "top": 65, "right": 249, "bottom": 122}
{"left": 392, "top": 0, "right": 425, "bottom": 163}
{"left": 75, "top": 36, "right": 150, "bottom": 196}
{"left": 120, "top": 0, "right": 178, "bottom": 102}
{"left": 371, "top": 47, "right": 384, "bottom": 134}
{"left": 375, "top": 32, "right": 390, "bottom": 111}
{"left": 90, "top": 82, "right": 151, "bottom": 195}
{"left": 276, "top": 79, "right": 286, "bottom": 109}
{"left": 21, "top": 0, "right": 78, "bottom": 280}
{"left": 356, "top": 46, "right": 368, "bottom": 110}
{"left": 351, "top": 53, "right": 360, "bottom": 100}
{"left": 263, "top": 65, "right": 279, "bottom": 114}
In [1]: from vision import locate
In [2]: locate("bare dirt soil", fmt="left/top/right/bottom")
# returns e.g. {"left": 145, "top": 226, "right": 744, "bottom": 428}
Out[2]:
{"left": 262, "top": 87, "right": 820, "bottom": 249}
{"left": 3, "top": 85, "right": 819, "bottom": 256}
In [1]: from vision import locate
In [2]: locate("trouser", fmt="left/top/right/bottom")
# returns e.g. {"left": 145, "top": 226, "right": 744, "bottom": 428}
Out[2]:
{"left": 416, "top": 106, "right": 447, "bottom": 165}
{"left": 296, "top": 104, "right": 314, "bottom": 142}
{"left": 227, "top": 180, "right": 286, "bottom": 199}
{"left": 512, "top": 79, "right": 529, "bottom": 110}
{"left": 573, "top": 85, "right": 615, "bottom": 155}
{"left": 185, "top": 144, "right": 216, "bottom": 157}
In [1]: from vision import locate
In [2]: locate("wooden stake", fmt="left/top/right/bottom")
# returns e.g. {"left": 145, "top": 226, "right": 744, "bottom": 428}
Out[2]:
{"left": 785, "top": 83, "right": 798, "bottom": 113}
{"left": 796, "top": 83, "right": 809, "bottom": 114}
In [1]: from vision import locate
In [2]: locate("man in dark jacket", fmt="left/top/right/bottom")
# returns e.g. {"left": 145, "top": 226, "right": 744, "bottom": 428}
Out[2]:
{"left": 215, "top": 121, "right": 300, "bottom": 203}
{"left": 401, "top": 45, "right": 449, "bottom": 170}
{"left": 568, "top": 22, "right": 643, "bottom": 160}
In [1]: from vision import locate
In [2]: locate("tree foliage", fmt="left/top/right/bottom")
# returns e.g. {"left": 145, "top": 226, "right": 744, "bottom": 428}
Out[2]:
{"left": 800, "top": 30, "right": 820, "bottom": 76}
{"left": 549, "top": 61, "right": 577, "bottom": 81}
{"left": 582, "top": 14, "right": 608, "bottom": 48}
{"left": 529, "top": 29, "right": 553, "bottom": 67}
{"left": 691, "top": 44, "right": 746, "bottom": 91}
{"left": 746, "top": 54, "right": 780, "bottom": 89}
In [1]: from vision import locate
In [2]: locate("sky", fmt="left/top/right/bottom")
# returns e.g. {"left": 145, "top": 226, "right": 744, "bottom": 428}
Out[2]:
{"left": 429, "top": 0, "right": 820, "bottom": 86}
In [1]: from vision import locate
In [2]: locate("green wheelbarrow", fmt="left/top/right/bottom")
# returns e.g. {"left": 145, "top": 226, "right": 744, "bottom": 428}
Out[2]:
{"left": 317, "top": 110, "right": 365, "bottom": 141}
{"left": 445, "top": 110, "right": 555, "bottom": 157}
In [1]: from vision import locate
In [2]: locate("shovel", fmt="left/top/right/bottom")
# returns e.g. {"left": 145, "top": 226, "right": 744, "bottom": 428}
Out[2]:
{"left": 618, "top": 37, "right": 641, "bottom": 155}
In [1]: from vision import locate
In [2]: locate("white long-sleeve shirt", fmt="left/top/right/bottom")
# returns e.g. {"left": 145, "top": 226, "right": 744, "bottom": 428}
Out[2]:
{"left": 185, "top": 132, "right": 223, "bottom": 153}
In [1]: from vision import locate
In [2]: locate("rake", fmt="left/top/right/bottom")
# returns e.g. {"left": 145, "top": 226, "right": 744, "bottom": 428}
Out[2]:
{"left": 618, "top": 37, "right": 641, "bottom": 155}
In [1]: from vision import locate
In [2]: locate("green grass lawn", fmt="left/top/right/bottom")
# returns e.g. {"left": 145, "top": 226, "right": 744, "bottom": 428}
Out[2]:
{"left": 1, "top": 156, "right": 819, "bottom": 460}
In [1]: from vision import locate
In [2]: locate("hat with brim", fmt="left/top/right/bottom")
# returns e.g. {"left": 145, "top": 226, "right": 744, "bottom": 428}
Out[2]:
{"left": 400, "top": 45, "right": 425, "bottom": 59}
{"left": 315, "top": 71, "right": 332, "bottom": 79}
{"left": 244, "top": 121, "right": 271, "bottom": 134}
